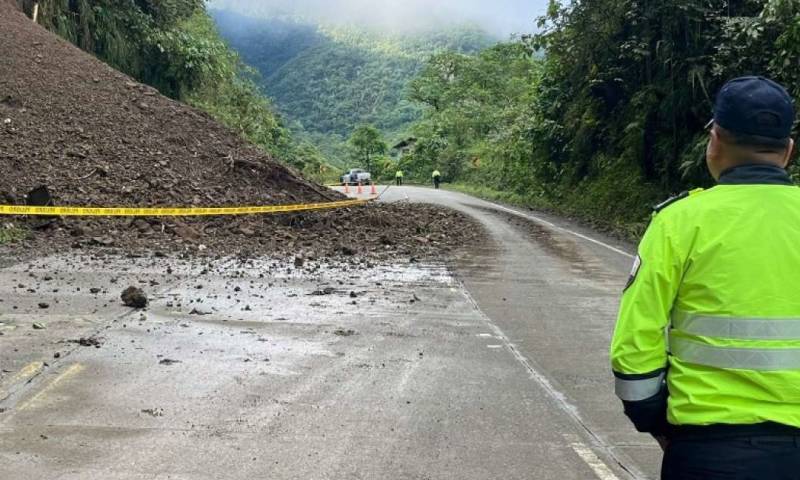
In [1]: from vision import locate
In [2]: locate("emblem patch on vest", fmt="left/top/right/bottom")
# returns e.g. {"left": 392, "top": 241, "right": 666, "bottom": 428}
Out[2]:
{"left": 624, "top": 255, "right": 642, "bottom": 291}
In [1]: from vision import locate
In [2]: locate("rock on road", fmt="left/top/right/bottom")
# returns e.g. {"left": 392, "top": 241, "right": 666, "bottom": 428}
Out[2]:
{"left": 0, "top": 187, "right": 661, "bottom": 479}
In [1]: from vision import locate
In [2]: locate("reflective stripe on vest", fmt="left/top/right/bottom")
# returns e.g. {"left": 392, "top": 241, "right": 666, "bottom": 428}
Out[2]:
{"left": 672, "top": 310, "right": 800, "bottom": 340}
{"left": 614, "top": 372, "right": 665, "bottom": 401}
{"left": 670, "top": 337, "right": 800, "bottom": 371}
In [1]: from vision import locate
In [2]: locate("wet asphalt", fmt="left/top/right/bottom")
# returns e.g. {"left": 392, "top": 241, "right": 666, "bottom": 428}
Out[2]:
{"left": 0, "top": 186, "right": 659, "bottom": 479}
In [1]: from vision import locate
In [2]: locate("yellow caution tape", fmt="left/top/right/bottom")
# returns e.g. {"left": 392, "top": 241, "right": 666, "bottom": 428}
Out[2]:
{"left": 0, "top": 198, "right": 371, "bottom": 217}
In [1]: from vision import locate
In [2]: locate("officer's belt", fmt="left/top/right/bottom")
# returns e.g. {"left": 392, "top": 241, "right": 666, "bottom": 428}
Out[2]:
{"left": 670, "top": 310, "right": 800, "bottom": 371}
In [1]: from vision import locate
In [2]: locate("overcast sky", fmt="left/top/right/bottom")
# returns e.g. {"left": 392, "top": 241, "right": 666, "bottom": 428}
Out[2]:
{"left": 208, "top": 0, "right": 550, "bottom": 37}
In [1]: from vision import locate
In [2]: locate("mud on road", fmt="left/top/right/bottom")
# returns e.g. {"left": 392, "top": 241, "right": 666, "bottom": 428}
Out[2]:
{"left": 0, "top": 246, "right": 610, "bottom": 480}
{"left": 1, "top": 202, "right": 485, "bottom": 263}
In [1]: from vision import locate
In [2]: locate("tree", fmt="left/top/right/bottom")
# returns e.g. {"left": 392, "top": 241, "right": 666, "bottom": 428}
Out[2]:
{"left": 34, "top": 1, "right": 306, "bottom": 171}
{"left": 405, "top": 1, "right": 800, "bottom": 234}
{"left": 348, "top": 125, "right": 387, "bottom": 173}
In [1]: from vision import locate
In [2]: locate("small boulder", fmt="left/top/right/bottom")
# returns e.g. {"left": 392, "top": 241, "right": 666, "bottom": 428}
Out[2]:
{"left": 173, "top": 224, "right": 202, "bottom": 241}
{"left": 121, "top": 286, "right": 147, "bottom": 309}
{"left": 89, "top": 236, "right": 114, "bottom": 247}
{"left": 26, "top": 186, "right": 53, "bottom": 206}
{"left": 235, "top": 226, "right": 256, "bottom": 237}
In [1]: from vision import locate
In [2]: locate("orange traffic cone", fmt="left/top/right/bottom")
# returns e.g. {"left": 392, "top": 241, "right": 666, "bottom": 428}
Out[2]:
{"left": 357, "top": 182, "right": 363, "bottom": 194}
{"left": 370, "top": 182, "right": 377, "bottom": 195}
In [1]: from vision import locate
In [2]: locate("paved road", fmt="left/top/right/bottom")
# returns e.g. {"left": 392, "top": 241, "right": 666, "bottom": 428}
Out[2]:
{"left": 0, "top": 187, "right": 660, "bottom": 479}
{"left": 375, "top": 186, "right": 662, "bottom": 478}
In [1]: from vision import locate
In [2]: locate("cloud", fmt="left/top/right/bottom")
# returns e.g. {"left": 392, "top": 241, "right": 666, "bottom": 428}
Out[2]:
{"left": 207, "top": 0, "right": 549, "bottom": 36}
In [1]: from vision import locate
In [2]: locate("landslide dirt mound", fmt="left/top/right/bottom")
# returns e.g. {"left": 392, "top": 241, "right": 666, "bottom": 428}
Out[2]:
{"left": 0, "top": 4, "right": 484, "bottom": 261}
{"left": 4, "top": 202, "right": 486, "bottom": 262}
{"left": 0, "top": 2, "right": 335, "bottom": 208}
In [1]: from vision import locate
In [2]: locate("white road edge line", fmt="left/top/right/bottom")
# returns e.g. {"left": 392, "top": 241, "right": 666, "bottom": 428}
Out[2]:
{"left": 459, "top": 283, "right": 645, "bottom": 480}
{"left": 487, "top": 202, "right": 635, "bottom": 259}
{"left": 571, "top": 441, "right": 622, "bottom": 480}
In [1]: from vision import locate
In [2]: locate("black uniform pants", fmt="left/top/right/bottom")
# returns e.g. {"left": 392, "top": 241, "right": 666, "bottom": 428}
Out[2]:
{"left": 662, "top": 436, "right": 800, "bottom": 479}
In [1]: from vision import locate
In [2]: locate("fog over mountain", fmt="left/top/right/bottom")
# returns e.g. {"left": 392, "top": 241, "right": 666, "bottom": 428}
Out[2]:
{"left": 208, "top": 0, "right": 549, "bottom": 37}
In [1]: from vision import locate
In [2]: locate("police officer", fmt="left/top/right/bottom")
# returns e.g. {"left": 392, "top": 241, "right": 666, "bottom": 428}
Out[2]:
{"left": 610, "top": 76, "right": 800, "bottom": 479}
{"left": 432, "top": 169, "right": 441, "bottom": 189}
{"left": 395, "top": 169, "right": 404, "bottom": 186}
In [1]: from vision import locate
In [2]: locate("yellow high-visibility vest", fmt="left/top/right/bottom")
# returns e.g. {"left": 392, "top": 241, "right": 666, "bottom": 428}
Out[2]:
{"left": 611, "top": 166, "right": 800, "bottom": 429}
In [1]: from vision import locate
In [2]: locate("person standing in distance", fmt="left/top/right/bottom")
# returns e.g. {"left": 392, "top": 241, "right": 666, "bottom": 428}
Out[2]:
{"left": 610, "top": 76, "right": 800, "bottom": 479}
{"left": 432, "top": 169, "right": 441, "bottom": 189}
{"left": 395, "top": 169, "right": 404, "bottom": 186}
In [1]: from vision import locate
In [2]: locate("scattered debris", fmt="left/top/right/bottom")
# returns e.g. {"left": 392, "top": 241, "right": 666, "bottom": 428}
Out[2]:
{"left": 121, "top": 286, "right": 147, "bottom": 309}
{"left": 89, "top": 236, "right": 115, "bottom": 247}
{"left": 333, "top": 329, "right": 357, "bottom": 337}
{"left": 310, "top": 287, "right": 335, "bottom": 296}
{"left": 37, "top": 302, "right": 49, "bottom": 309}
{"left": 141, "top": 408, "right": 164, "bottom": 417}
{"left": 159, "top": 358, "right": 181, "bottom": 365}
{"left": 69, "top": 337, "right": 102, "bottom": 348}
{"left": 32, "top": 322, "right": 46, "bottom": 329}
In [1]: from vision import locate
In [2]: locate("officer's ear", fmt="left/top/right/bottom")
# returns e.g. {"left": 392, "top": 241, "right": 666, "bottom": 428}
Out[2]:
{"left": 706, "top": 128, "right": 724, "bottom": 180}
{"left": 781, "top": 139, "right": 795, "bottom": 169}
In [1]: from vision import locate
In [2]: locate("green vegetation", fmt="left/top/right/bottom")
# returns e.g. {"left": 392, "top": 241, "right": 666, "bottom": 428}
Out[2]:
{"left": 29, "top": 0, "right": 330, "bottom": 181}
{"left": 348, "top": 126, "right": 388, "bottom": 174}
{"left": 210, "top": 10, "right": 495, "bottom": 167}
{"left": 0, "top": 227, "right": 27, "bottom": 245}
{"left": 406, "top": 1, "right": 800, "bottom": 234}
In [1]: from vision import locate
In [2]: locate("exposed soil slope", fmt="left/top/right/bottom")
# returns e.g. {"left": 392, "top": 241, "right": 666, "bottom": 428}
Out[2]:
{"left": 0, "top": 4, "right": 484, "bottom": 261}
{"left": 0, "top": 2, "right": 335, "bottom": 208}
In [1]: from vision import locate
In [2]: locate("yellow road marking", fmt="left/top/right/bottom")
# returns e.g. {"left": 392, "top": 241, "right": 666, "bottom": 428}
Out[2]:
{"left": 0, "top": 361, "right": 45, "bottom": 401}
{"left": 17, "top": 363, "right": 85, "bottom": 411}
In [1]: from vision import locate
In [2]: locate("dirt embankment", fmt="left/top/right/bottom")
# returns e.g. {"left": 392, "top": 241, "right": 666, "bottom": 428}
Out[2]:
{"left": 4, "top": 202, "right": 484, "bottom": 264}
{"left": 0, "top": 4, "right": 483, "bottom": 261}
{"left": 0, "top": 2, "right": 334, "bottom": 208}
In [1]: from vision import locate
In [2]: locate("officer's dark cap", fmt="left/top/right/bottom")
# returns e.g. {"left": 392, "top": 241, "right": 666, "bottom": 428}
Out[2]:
{"left": 711, "top": 76, "right": 795, "bottom": 148}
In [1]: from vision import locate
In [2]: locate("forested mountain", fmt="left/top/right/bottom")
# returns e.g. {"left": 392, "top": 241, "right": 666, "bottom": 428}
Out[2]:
{"left": 404, "top": 1, "right": 800, "bottom": 236}
{"left": 210, "top": 9, "right": 495, "bottom": 165}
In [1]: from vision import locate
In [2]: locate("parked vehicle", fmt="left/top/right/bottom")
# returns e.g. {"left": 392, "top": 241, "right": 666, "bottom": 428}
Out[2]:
{"left": 341, "top": 169, "right": 372, "bottom": 186}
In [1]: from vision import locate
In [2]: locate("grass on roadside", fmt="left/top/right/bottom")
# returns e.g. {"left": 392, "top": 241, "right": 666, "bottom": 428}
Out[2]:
{"left": 0, "top": 227, "right": 28, "bottom": 245}
{"left": 443, "top": 183, "right": 553, "bottom": 211}
{"left": 443, "top": 181, "right": 650, "bottom": 243}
